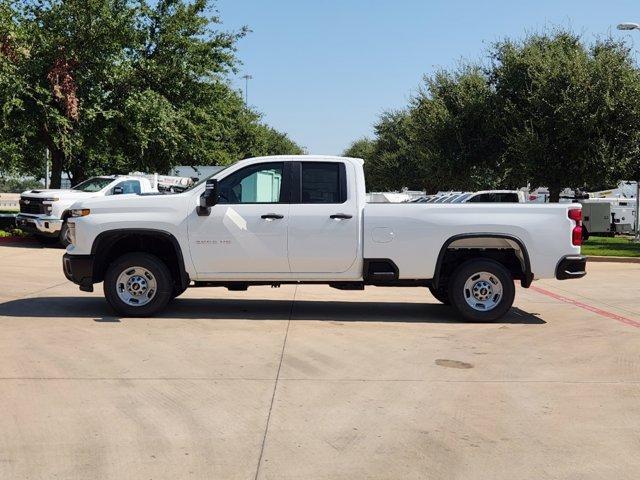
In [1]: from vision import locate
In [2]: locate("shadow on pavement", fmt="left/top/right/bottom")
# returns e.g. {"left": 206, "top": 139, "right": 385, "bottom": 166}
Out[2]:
{"left": 0, "top": 296, "right": 545, "bottom": 324}
{"left": 0, "top": 240, "right": 45, "bottom": 248}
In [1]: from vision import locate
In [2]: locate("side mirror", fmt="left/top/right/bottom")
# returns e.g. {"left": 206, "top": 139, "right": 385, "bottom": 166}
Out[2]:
{"left": 113, "top": 186, "right": 124, "bottom": 195}
{"left": 197, "top": 179, "right": 218, "bottom": 216}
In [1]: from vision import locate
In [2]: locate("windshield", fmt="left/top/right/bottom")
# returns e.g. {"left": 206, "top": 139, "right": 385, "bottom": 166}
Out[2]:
{"left": 184, "top": 163, "right": 235, "bottom": 192}
{"left": 452, "top": 193, "right": 472, "bottom": 203}
{"left": 72, "top": 177, "right": 114, "bottom": 192}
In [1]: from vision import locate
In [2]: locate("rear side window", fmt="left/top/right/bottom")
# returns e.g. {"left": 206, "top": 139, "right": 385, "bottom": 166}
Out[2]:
{"left": 300, "top": 162, "right": 346, "bottom": 203}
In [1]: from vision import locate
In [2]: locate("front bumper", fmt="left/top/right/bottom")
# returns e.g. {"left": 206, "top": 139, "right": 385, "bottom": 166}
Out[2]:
{"left": 16, "top": 214, "right": 63, "bottom": 236}
{"left": 555, "top": 255, "right": 587, "bottom": 280}
{"left": 63, "top": 253, "right": 95, "bottom": 292}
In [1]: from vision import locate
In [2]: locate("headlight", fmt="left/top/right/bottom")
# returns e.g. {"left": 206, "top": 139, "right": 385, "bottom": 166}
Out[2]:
{"left": 70, "top": 208, "right": 91, "bottom": 217}
{"left": 67, "top": 221, "right": 76, "bottom": 245}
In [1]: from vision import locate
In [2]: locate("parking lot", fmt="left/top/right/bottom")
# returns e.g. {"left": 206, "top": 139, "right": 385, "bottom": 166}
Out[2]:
{"left": 0, "top": 243, "right": 638, "bottom": 479}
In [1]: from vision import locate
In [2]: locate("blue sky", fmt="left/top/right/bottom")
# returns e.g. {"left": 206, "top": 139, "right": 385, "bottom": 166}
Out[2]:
{"left": 217, "top": 0, "right": 640, "bottom": 155}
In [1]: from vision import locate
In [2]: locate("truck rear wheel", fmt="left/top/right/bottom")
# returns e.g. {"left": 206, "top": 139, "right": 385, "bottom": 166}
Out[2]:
{"left": 104, "top": 253, "right": 173, "bottom": 317}
{"left": 448, "top": 259, "right": 514, "bottom": 322}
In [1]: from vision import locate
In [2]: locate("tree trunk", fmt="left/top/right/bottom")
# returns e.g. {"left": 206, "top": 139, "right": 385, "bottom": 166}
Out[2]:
{"left": 49, "top": 147, "right": 64, "bottom": 189}
{"left": 69, "top": 164, "right": 87, "bottom": 186}
{"left": 548, "top": 187, "right": 561, "bottom": 203}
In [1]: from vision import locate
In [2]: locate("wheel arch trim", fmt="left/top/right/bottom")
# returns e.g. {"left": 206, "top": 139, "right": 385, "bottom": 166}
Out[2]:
{"left": 90, "top": 228, "right": 190, "bottom": 289}
{"left": 433, "top": 233, "right": 533, "bottom": 289}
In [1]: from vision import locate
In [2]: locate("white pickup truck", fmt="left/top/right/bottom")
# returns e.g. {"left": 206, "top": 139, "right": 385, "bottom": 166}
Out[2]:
{"left": 17, "top": 175, "right": 158, "bottom": 246}
{"left": 17, "top": 174, "right": 193, "bottom": 245}
{"left": 63, "top": 155, "right": 587, "bottom": 321}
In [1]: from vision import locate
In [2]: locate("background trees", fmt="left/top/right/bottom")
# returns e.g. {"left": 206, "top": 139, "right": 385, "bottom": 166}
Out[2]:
{"left": 0, "top": 0, "right": 302, "bottom": 187}
{"left": 348, "top": 31, "right": 640, "bottom": 198}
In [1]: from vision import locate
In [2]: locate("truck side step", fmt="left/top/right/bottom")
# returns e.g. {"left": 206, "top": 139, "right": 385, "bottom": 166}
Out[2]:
{"left": 329, "top": 282, "right": 365, "bottom": 290}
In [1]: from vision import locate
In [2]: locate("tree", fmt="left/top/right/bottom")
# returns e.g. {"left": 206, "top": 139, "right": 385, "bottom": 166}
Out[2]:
{"left": 343, "top": 137, "right": 376, "bottom": 184}
{"left": 0, "top": 0, "right": 302, "bottom": 186}
{"left": 409, "top": 67, "right": 505, "bottom": 192}
{"left": 491, "top": 32, "right": 640, "bottom": 200}
{"left": 346, "top": 30, "right": 640, "bottom": 200}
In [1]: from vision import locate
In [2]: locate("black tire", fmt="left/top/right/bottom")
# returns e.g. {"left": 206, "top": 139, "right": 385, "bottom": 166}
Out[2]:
{"left": 59, "top": 222, "right": 71, "bottom": 247}
{"left": 428, "top": 285, "right": 450, "bottom": 305}
{"left": 104, "top": 252, "right": 173, "bottom": 317}
{"left": 448, "top": 259, "right": 515, "bottom": 322}
{"left": 171, "top": 284, "right": 188, "bottom": 301}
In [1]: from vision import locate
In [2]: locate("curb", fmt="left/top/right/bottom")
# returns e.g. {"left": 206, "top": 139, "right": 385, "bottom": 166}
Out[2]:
{"left": 588, "top": 255, "right": 640, "bottom": 264}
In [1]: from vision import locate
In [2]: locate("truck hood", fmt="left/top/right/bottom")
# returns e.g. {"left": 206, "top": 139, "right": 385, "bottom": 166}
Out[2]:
{"left": 22, "top": 189, "right": 93, "bottom": 199}
{"left": 69, "top": 191, "right": 191, "bottom": 213}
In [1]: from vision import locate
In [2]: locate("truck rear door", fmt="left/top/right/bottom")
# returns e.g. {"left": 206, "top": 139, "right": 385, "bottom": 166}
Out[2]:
{"left": 287, "top": 161, "right": 359, "bottom": 273}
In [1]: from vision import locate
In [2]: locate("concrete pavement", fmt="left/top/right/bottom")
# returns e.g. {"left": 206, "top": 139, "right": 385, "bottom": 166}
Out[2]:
{"left": 0, "top": 244, "right": 639, "bottom": 479}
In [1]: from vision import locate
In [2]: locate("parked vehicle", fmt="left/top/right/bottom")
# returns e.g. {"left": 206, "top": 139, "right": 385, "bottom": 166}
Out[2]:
{"left": 580, "top": 198, "right": 635, "bottom": 240}
{"left": 16, "top": 174, "right": 192, "bottom": 246}
{"left": 465, "top": 190, "right": 525, "bottom": 203}
{"left": 62, "top": 155, "right": 586, "bottom": 321}
{"left": 414, "top": 190, "right": 525, "bottom": 204}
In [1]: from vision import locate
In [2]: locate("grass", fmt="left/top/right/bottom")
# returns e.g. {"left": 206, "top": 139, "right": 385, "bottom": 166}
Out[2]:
{"left": 0, "top": 229, "right": 28, "bottom": 239}
{"left": 582, "top": 236, "right": 640, "bottom": 257}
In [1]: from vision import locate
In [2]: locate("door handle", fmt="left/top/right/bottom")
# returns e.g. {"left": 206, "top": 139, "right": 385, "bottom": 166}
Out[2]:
{"left": 261, "top": 213, "right": 284, "bottom": 220}
{"left": 330, "top": 213, "right": 353, "bottom": 219}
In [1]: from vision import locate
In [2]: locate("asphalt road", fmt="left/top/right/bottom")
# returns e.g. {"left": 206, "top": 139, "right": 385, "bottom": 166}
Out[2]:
{"left": 0, "top": 243, "right": 639, "bottom": 479}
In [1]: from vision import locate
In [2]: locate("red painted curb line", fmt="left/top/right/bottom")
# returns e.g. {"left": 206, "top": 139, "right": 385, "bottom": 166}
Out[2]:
{"left": 530, "top": 285, "right": 640, "bottom": 329}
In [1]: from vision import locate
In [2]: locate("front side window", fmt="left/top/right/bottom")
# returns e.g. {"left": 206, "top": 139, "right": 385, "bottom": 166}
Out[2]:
{"left": 115, "top": 180, "right": 141, "bottom": 194}
{"left": 301, "top": 162, "right": 344, "bottom": 203}
{"left": 218, "top": 162, "right": 284, "bottom": 204}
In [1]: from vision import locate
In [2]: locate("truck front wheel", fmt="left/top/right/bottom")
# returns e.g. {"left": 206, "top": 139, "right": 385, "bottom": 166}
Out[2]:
{"left": 448, "top": 259, "right": 515, "bottom": 322}
{"left": 59, "top": 222, "right": 72, "bottom": 247}
{"left": 428, "top": 286, "right": 450, "bottom": 305}
{"left": 104, "top": 253, "right": 173, "bottom": 317}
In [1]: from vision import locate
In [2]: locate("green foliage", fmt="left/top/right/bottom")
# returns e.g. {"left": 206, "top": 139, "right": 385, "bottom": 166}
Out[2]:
{"left": 0, "top": 176, "right": 42, "bottom": 192}
{"left": 0, "top": 0, "right": 301, "bottom": 185}
{"left": 581, "top": 236, "right": 640, "bottom": 257}
{"left": 348, "top": 30, "right": 640, "bottom": 199}
{"left": 344, "top": 137, "right": 375, "bottom": 162}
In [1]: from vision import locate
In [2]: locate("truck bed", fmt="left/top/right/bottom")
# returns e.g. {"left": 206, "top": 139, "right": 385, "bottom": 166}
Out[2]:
{"left": 363, "top": 203, "right": 580, "bottom": 280}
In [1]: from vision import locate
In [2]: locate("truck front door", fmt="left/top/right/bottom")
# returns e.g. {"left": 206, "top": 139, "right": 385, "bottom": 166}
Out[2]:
{"left": 188, "top": 161, "right": 291, "bottom": 276}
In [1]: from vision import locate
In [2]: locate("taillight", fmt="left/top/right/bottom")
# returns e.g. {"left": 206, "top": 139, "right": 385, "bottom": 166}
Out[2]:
{"left": 568, "top": 208, "right": 582, "bottom": 246}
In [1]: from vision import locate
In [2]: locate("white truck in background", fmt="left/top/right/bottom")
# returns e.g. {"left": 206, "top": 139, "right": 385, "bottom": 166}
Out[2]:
{"left": 17, "top": 174, "right": 193, "bottom": 246}
{"left": 63, "top": 155, "right": 587, "bottom": 321}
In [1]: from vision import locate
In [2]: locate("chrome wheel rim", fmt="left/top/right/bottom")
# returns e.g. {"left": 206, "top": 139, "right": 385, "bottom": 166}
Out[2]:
{"left": 62, "top": 225, "right": 72, "bottom": 245}
{"left": 116, "top": 266, "right": 157, "bottom": 306}
{"left": 463, "top": 271, "right": 503, "bottom": 311}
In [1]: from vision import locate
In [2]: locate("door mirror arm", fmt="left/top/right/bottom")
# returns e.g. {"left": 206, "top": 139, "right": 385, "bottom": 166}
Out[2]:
{"left": 197, "top": 179, "right": 219, "bottom": 216}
